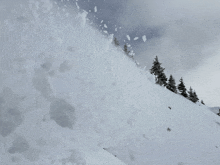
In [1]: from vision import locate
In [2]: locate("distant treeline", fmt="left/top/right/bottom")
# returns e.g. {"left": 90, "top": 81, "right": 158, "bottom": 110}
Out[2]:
{"left": 113, "top": 37, "right": 205, "bottom": 105}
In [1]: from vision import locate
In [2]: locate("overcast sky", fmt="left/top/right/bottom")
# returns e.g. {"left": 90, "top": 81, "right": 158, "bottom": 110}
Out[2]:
{"left": 70, "top": 0, "right": 220, "bottom": 107}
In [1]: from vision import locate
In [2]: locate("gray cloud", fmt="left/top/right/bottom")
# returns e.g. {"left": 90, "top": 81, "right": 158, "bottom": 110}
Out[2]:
{"left": 117, "top": 0, "right": 220, "bottom": 106}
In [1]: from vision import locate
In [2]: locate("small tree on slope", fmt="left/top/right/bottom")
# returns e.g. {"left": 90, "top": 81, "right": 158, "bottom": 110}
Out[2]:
{"left": 188, "top": 87, "right": 199, "bottom": 103}
{"left": 188, "top": 87, "right": 194, "bottom": 102}
{"left": 150, "top": 56, "right": 167, "bottom": 86}
{"left": 177, "top": 78, "right": 188, "bottom": 97}
{"left": 113, "top": 37, "right": 119, "bottom": 46}
{"left": 157, "top": 71, "right": 167, "bottom": 86}
{"left": 167, "top": 75, "right": 177, "bottom": 93}
{"left": 193, "top": 91, "right": 199, "bottom": 103}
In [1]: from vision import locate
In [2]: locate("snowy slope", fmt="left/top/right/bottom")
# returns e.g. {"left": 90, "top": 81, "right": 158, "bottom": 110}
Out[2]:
{"left": 210, "top": 107, "right": 220, "bottom": 115}
{"left": 1, "top": 0, "right": 220, "bottom": 165}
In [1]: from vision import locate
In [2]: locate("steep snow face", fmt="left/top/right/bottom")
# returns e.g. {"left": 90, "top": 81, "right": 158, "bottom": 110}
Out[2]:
{"left": 1, "top": 0, "right": 220, "bottom": 165}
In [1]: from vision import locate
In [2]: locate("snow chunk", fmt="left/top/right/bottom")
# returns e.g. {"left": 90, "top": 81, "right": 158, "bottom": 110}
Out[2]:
{"left": 101, "top": 20, "right": 103, "bottom": 23}
{"left": 104, "top": 24, "right": 107, "bottom": 28}
{"left": 115, "top": 28, "right": 117, "bottom": 31}
{"left": 76, "top": 2, "right": 79, "bottom": 9}
{"left": 126, "top": 35, "right": 130, "bottom": 41}
{"left": 142, "top": 35, "right": 147, "bottom": 42}
{"left": 103, "top": 30, "right": 108, "bottom": 34}
{"left": 94, "top": 6, "right": 97, "bottom": 12}
{"left": 134, "top": 37, "right": 139, "bottom": 40}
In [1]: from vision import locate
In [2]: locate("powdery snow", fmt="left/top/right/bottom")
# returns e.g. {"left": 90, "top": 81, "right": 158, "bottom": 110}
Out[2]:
{"left": 76, "top": 2, "right": 80, "bottom": 9}
{"left": 142, "top": 35, "right": 147, "bottom": 42}
{"left": 1, "top": 0, "right": 220, "bottom": 165}
{"left": 126, "top": 35, "right": 131, "bottom": 41}
{"left": 94, "top": 6, "right": 97, "bottom": 12}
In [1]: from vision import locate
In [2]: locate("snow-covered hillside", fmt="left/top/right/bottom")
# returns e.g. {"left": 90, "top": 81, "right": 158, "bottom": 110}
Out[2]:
{"left": 1, "top": 1, "right": 220, "bottom": 165}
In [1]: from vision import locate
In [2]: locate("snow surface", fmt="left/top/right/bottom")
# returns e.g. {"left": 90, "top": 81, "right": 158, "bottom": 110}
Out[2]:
{"left": 142, "top": 35, "right": 147, "bottom": 42}
{"left": 1, "top": 0, "right": 220, "bottom": 165}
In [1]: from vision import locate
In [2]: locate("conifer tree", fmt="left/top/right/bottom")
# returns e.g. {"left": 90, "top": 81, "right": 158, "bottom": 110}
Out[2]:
{"left": 188, "top": 87, "right": 199, "bottom": 103}
{"left": 113, "top": 37, "right": 119, "bottom": 46}
{"left": 150, "top": 56, "right": 163, "bottom": 76}
{"left": 157, "top": 72, "right": 167, "bottom": 86}
{"left": 167, "top": 75, "right": 177, "bottom": 93}
{"left": 150, "top": 56, "right": 167, "bottom": 86}
{"left": 188, "top": 87, "right": 194, "bottom": 102}
{"left": 193, "top": 91, "right": 199, "bottom": 103}
{"left": 177, "top": 78, "right": 188, "bottom": 97}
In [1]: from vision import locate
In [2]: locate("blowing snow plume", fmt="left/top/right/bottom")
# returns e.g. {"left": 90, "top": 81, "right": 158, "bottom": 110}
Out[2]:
{"left": 1, "top": 0, "right": 220, "bottom": 165}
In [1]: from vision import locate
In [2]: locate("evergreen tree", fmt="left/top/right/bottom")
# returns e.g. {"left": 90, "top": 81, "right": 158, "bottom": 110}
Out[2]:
{"left": 167, "top": 75, "right": 177, "bottom": 93}
{"left": 157, "top": 72, "right": 167, "bottom": 86}
{"left": 188, "top": 87, "right": 199, "bottom": 103}
{"left": 113, "top": 37, "right": 119, "bottom": 46}
{"left": 201, "top": 100, "right": 205, "bottom": 105}
{"left": 150, "top": 56, "right": 163, "bottom": 76}
{"left": 177, "top": 78, "right": 188, "bottom": 97}
{"left": 193, "top": 91, "right": 199, "bottom": 103}
{"left": 188, "top": 87, "right": 194, "bottom": 102}
{"left": 150, "top": 56, "right": 167, "bottom": 86}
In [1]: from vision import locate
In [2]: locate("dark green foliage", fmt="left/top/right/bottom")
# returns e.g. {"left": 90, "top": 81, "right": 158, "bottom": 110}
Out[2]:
{"left": 188, "top": 87, "right": 199, "bottom": 103}
{"left": 201, "top": 100, "right": 205, "bottom": 105}
{"left": 150, "top": 56, "right": 167, "bottom": 86}
{"left": 193, "top": 91, "right": 199, "bottom": 103}
{"left": 177, "top": 78, "right": 188, "bottom": 97}
{"left": 113, "top": 37, "right": 119, "bottom": 46}
{"left": 156, "top": 72, "right": 167, "bottom": 86}
{"left": 188, "top": 87, "right": 194, "bottom": 102}
{"left": 167, "top": 75, "right": 177, "bottom": 93}
{"left": 150, "top": 56, "right": 163, "bottom": 76}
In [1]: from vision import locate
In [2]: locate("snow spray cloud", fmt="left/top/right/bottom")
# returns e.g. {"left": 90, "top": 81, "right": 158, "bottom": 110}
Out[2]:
{"left": 117, "top": 0, "right": 220, "bottom": 106}
{"left": 118, "top": 0, "right": 220, "bottom": 71}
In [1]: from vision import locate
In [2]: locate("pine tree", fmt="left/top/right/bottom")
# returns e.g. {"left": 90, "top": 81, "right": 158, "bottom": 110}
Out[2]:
{"left": 201, "top": 100, "right": 205, "bottom": 105}
{"left": 157, "top": 72, "right": 167, "bottom": 86}
{"left": 167, "top": 75, "right": 177, "bottom": 93}
{"left": 150, "top": 56, "right": 163, "bottom": 76}
{"left": 188, "top": 87, "right": 199, "bottom": 103}
{"left": 193, "top": 91, "right": 199, "bottom": 103}
{"left": 188, "top": 87, "right": 194, "bottom": 102}
{"left": 150, "top": 56, "right": 167, "bottom": 86}
{"left": 177, "top": 78, "right": 188, "bottom": 97}
{"left": 113, "top": 37, "right": 119, "bottom": 46}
